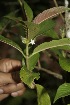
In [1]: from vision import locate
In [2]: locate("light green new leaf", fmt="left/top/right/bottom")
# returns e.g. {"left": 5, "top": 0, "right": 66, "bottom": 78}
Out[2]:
{"left": 20, "top": 67, "right": 40, "bottom": 88}
{"left": 59, "top": 57, "right": 70, "bottom": 72}
{"left": 32, "top": 38, "right": 70, "bottom": 56}
{"left": 0, "top": 35, "right": 24, "bottom": 56}
{"left": 28, "top": 53, "right": 39, "bottom": 71}
{"left": 36, "top": 84, "right": 51, "bottom": 105}
{"left": 54, "top": 83, "right": 70, "bottom": 103}
{"left": 24, "top": 1, "right": 33, "bottom": 22}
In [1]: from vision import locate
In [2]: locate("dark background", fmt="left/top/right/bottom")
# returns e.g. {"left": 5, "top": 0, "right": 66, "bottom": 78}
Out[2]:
{"left": 0, "top": 0, "right": 70, "bottom": 105}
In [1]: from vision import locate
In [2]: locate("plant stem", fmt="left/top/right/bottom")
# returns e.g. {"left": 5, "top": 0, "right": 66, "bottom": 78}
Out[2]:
{"left": 65, "top": 0, "right": 69, "bottom": 32}
{"left": 53, "top": 0, "right": 58, "bottom": 7}
{"left": 35, "top": 66, "right": 63, "bottom": 79}
{"left": 53, "top": 0, "right": 64, "bottom": 21}
{"left": 26, "top": 43, "right": 29, "bottom": 70}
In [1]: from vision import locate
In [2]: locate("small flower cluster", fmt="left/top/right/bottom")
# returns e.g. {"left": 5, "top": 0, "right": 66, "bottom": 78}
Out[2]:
{"left": 30, "top": 39, "right": 35, "bottom": 45}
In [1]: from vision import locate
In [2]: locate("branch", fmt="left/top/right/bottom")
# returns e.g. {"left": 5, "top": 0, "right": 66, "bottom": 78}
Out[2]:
{"left": 35, "top": 66, "right": 63, "bottom": 80}
{"left": 53, "top": 0, "right": 64, "bottom": 21}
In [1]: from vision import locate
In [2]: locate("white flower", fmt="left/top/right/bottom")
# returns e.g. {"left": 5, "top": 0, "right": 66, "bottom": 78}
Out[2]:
{"left": 30, "top": 39, "right": 35, "bottom": 45}
{"left": 66, "top": 29, "right": 70, "bottom": 38}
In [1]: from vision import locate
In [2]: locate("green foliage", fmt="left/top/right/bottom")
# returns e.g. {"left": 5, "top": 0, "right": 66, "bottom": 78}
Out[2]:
{"left": 38, "top": 19, "right": 55, "bottom": 34}
{"left": 59, "top": 57, "right": 70, "bottom": 72}
{"left": 36, "top": 84, "right": 51, "bottom": 105}
{"left": 38, "top": 20, "right": 59, "bottom": 39}
{"left": 0, "top": 35, "right": 24, "bottom": 55}
{"left": 20, "top": 66, "right": 40, "bottom": 88}
{"left": 14, "top": 23, "right": 27, "bottom": 37}
{"left": 18, "top": 0, "right": 33, "bottom": 22}
{"left": 28, "top": 53, "right": 40, "bottom": 71}
{"left": 0, "top": 18, "right": 9, "bottom": 33}
{"left": 6, "top": 97, "right": 23, "bottom": 105}
{"left": 32, "top": 38, "right": 70, "bottom": 56}
{"left": 0, "top": 0, "right": 70, "bottom": 105}
{"left": 45, "top": 29, "right": 59, "bottom": 39}
{"left": 54, "top": 83, "right": 70, "bottom": 103}
{"left": 23, "top": 1, "right": 33, "bottom": 22}
{"left": 24, "top": 21, "right": 40, "bottom": 40}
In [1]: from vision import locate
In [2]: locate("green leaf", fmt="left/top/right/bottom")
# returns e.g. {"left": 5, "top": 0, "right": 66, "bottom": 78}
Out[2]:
{"left": 38, "top": 20, "right": 59, "bottom": 39}
{"left": 59, "top": 57, "right": 70, "bottom": 72}
{"left": 36, "top": 84, "right": 51, "bottom": 105}
{"left": 28, "top": 53, "right": 39, "bottom": 71}
{"left": 5, "top": 15, "right": 23, "bottom": 23}
{"left": 20, "top": 66, "right": 40, "bottom": 88}
{"left": 32, "top": 38, "right": 70, "bottom": 56}
{"left": 45, "top": 29, "right": 59, "bottom": 39}
{"left": 18, "top": 0, "right": 33, "bottom": 22}
{"left": 54, "top": 83, "right": 70, "bottom": 103}
{"left": 6, "top": 96, "right": 22, "bottom": 105}
{"left": 52, "top": 45, "right": 70, "bottom": 51}
{"left": 38, "top": 20, "right": 55, "bottom": 34}
{"left": 0, "top": 18, "right": 10, "bottom": 33}
{"left": 24, "top": 1, "right": 33, "bottom": 22}
{"left": 25, "top": 20, "right": 57, "bottom": 41}
{"left": 4, "top": 9, "right": 23, "bottom": 24}
{"left": 24, "top": 22, "right": 40, "bottom": 40}
{"left": 0, "top": 35, "right": 24, "bottom": 56}
{"left": 15, "top": 23, "right": 27, "bottom": 37}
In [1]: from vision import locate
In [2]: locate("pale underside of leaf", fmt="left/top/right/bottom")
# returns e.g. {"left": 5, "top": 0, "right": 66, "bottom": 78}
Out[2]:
{"left": 33, "top": 6, "right": 66, "bottom": 24}
{"left": 0, "top": 35, "right": 24, "bottom": 55}
{"left": 32, "top": 38, "right": 70, "bottom": 56}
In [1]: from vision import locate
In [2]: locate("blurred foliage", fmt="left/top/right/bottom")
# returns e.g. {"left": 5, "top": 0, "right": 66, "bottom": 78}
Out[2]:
{"left": 0, "top": 0, "right": 70, "bottom": 105}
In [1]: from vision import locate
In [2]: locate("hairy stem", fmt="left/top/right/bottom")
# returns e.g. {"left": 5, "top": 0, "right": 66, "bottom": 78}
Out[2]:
{"left": 26, "top": 43, "right": 29, "bottom": 70}
{"left": 35, "top": 66, "right": 63, "bottom": 79}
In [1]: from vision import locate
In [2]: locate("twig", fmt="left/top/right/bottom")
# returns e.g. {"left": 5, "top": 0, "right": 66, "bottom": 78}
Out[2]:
{"left": 35, "top": 66, "right": 63, "bottom": 80}
{"left": 26, "top": 43, "right": 29, "bottom": 70}
{"left": 38, "top": 59, "right": 41, "bottom": 69}
{"left": 53, "top": 0, "right": 64, "bottom": 21}
{"left": 0, "top": 21, "right": 10, "bottom": 35}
